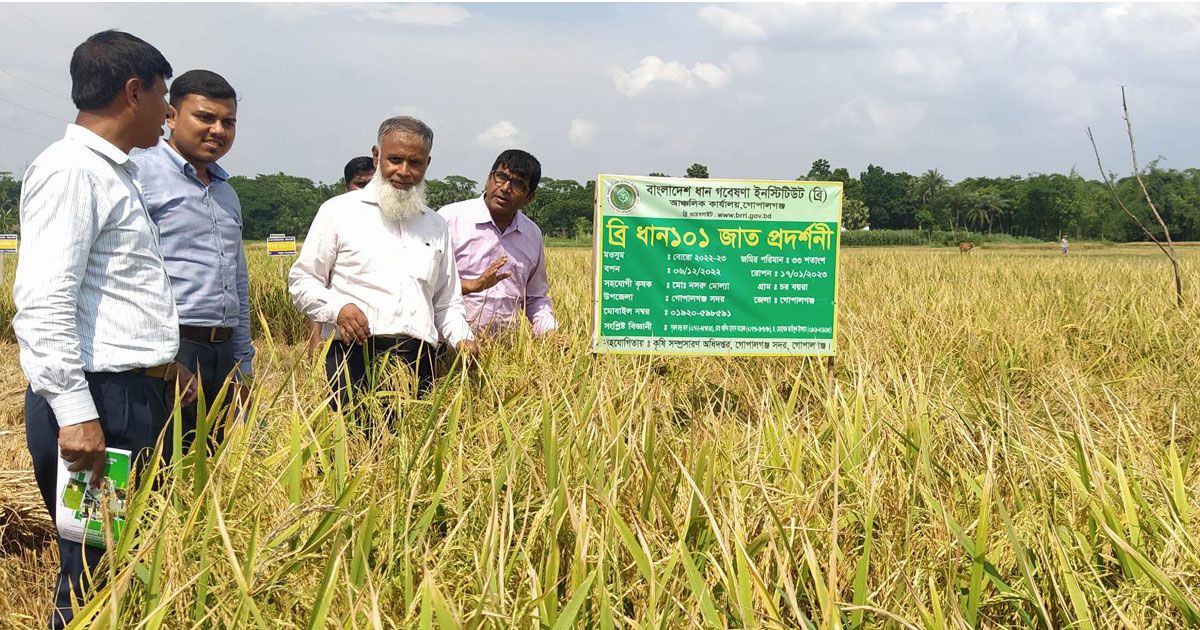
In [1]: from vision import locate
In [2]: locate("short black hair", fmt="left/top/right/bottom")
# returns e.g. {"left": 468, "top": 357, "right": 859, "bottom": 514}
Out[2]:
{"left": 169, "top": 69, "right": 237, "bottom": 107}
{"left": 343, "top": 156, "right": 374, "bottom": 184}
{"left": 491, "top": 149, "right": 541, "bottom": 192}
{"left": 70, "top": 30, "right": 172, "bottom": 111}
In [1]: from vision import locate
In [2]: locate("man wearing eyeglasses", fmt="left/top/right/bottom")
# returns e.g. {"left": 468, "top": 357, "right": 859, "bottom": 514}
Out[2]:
{"left": 438, "top": 149, "right": 558, "bottom": 336}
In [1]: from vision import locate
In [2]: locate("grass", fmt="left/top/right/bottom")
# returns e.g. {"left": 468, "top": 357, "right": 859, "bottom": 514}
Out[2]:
{"left": 0, "top": 244, "right": 1198, "bottom": 627}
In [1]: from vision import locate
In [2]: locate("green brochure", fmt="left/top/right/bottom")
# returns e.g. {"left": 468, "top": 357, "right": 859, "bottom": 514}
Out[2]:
{"left": 56, "top": 448, "right": 131, "bottom": 548}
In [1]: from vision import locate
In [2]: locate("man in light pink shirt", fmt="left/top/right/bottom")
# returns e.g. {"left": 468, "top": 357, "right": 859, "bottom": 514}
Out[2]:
{"left": 438, "top": 150, "right": 558, "bottom": 336}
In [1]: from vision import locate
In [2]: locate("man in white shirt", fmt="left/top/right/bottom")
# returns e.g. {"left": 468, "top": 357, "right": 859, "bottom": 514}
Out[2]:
{"left": 305, "top": 156, "right": 377, "bottom": 360}
{"left": 13, "top": 30, "right": 196, "bottom": 628}
{"left": 289, "top": 116, "right": 477, "bottom": 410}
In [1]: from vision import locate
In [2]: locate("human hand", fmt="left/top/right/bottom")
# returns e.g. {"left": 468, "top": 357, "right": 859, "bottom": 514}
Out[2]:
{"left": 59, "top": 420, "right": 107, "bottom": 486}
{"left": 224, "top": 382, "right": 252, "bottom": 426}
{"left": 305, "top": 321, "right": 323, "bottom": 361}
{"left": 463, "top": 256, "right": 511, "bottom": 294}
{"left": 538, "top": 328, "right": 571, "bottom": 352}
{"left": 457, "top": 339, "right": 480, "bottom": 367}
{"left": 337, "top": 303, "right": 371, "bottom": 343}
{"left": 175, "top": 363, "right": 199, "bottom": 406}
{"left": 232, "top": 382, "right": 251, "bottom": 407}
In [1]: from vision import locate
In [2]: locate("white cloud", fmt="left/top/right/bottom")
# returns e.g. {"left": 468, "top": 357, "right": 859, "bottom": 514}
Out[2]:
{"left": 358, "top": 3, "right": 470, "bottom": 26}
{"left": 476, "top": 120, "right": 520, "bottom": 148}
{"left": 611, "top": 56, "right": 690, "bottom": 97}
{"left": 1102, "top": 3, "right": 1200, "bottom": 55}
{"left": 264, "top": 3, "right": 470, "bottom": 26}
{"left": 937, "top": 4, "right": 1020, "bottom": 52}
{"left": 698, "top": 6, "right": 766, "bottom": 39}
{"left": 691, "top": 63, "right": 731, "bottom": 89}
{"left": 5, "top": 3, "right": 1200, "bottom": 186}
{"left": 698, "top": 3, "right": 897, "bottom": 44}
{"left": 727, "top": 47, "right": 763, "bottom": 74}
{"left": 610, "top": 56, "right": 734, "bottom": 97}
{"left": 884, "top": 47, "right": 964, "bottom": 91}
{"left": 820, "top": 97, "right": 927, "bottom": 152}
{"left": 395, "top": 105, "right": 427, "bottom": 119}
{"left": 888, "top": 48, "right": 922, "bottom": 75}
{"left": 567, "top": 119, "right": 597, "bottom": 147}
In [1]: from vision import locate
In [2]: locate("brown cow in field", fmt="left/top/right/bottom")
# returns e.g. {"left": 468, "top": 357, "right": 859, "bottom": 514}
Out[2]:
{"left": 958, "top": 241, "right": 975, "bottom": 254}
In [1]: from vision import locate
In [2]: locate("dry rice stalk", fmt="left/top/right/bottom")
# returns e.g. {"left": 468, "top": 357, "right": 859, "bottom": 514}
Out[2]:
{"left": 0, "top": 469, "right": 55, "bottom": 551}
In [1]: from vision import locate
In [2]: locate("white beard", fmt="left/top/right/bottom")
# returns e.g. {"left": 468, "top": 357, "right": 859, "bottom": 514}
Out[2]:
{"left": 370, "top": 171, "right": 427, "bottom": 224}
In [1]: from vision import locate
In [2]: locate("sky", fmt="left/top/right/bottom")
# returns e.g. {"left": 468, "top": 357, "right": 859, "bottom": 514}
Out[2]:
{"left": 1, "top": 2, "right": 1199, "bottom": 186}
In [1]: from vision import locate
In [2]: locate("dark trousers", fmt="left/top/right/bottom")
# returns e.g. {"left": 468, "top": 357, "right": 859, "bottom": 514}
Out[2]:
{"left": 25, "top": 371, "right": 170, "bottom": 629}
{"left": 324, "top": 336, "right": 436, "bottom": 411}
{"left": 171, "top": 336, "right": 238, "bottom": 453}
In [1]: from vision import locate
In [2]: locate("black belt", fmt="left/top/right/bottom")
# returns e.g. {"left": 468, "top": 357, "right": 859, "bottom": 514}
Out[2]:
{"left": 180, "top": 325, "right": 234, "bottom": 343}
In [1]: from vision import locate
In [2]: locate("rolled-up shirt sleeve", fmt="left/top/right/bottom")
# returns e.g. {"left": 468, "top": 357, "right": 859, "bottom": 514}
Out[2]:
{"left": 232, "top": 240, "right": 255, "bottom": 378}
{"left": 432, "top": 229, "right": 474, "bottom": 347}
{"left": 12, "top": 167, "right": 104, "bottom": 426}
{"left": 289, "top": 203, "right": 349, "bottom": 324}
{"left": 524, "top": 247, "right": 558, "bottom": 336}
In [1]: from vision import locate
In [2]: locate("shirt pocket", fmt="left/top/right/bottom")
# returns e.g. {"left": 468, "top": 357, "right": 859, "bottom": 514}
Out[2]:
{"left": 500, "top": 260, "right": 529, "bottom": 299}
{"left": 402, "top": 241, "right": 440, "bottom": 288}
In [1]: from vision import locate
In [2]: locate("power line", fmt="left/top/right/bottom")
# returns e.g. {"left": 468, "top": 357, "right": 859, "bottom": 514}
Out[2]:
{"left": 0, "top": 68, "right": 70, "bottom": 102}
{"left": 7, "top": 6, "right": 59, "bottom": 44}
{"left": 0, "top": 92, "right": 71, "bottom": 123}
{"left": 0, "top": 120, "right": 55, "bottom": 141}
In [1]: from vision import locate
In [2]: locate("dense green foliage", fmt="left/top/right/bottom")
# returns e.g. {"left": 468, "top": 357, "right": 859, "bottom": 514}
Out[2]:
{"left": 227, "top": 174, "right": 343, "bottom": 240}
{"left": 804, "top": 158, "right": 1200, "bottom": 242}
{"left": 3, "top": 158, "right": 1199, "bottom": 242}
{"left": 0, "top": 171, "right": 19, "bottom": 233}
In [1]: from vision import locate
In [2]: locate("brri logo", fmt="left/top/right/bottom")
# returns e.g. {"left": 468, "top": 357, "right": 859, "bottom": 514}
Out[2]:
{"left": 608, "top": 181, "right": 639, "bottom": 214}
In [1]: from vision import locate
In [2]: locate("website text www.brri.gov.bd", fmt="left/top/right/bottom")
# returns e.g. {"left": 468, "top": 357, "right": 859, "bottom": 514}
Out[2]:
{"left": 683, "top": 210, "right": 769, "bottom": 220}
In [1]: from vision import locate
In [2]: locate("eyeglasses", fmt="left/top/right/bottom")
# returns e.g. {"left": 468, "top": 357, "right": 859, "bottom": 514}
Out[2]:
{"left": 490, "top": 170, "right": 530, "bottom": 194}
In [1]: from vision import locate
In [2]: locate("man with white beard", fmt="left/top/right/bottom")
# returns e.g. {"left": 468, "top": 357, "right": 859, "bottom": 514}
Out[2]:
{"left": 289, "top": 116, "right": 477, "bottom": 409}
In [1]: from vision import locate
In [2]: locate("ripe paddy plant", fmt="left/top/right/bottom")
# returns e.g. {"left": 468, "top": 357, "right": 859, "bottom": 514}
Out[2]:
{"left": 0, "top": 245, "right": 1198, "bottom": 627}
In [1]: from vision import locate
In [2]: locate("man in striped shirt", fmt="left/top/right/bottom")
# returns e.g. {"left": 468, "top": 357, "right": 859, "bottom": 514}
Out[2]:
{"left": 13, "top": 30, "right": 196, "bottom": 628}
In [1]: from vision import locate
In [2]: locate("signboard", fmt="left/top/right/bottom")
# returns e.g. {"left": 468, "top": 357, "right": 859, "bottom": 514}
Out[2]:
{"left": 592, "top": 175, "right": 842, "bottom": 356}
{"left": 267, "top": 233, "right": 296, "bottom": 257}
{"left": 0, "top": 234, "right": 16, "bottom": 255}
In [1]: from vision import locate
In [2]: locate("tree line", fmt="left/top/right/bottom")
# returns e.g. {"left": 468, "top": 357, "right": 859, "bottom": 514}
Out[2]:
{"left": 3, "top": 160, "right": 1199, "bottom": 241}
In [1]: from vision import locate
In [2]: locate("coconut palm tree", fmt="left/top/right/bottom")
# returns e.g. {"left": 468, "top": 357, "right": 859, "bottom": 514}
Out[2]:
{"left": 916, "top": 169, "right": 949, "bottom": 228}
{"left": 916, "top": 169, "right": 948, "bottom": 206}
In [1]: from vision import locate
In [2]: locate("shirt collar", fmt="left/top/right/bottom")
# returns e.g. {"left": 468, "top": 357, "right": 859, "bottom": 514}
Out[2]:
{"left": 64, "top": 124, "right": 133, "bottom": 170}
{"left": 157, "top": 138, "right": 229, "bottom": 182}
{"left": 472, "top": 195, "right": 524, "bottom": 234}
{"left": 363, "top": 180, "right": 382, "bottom": 206}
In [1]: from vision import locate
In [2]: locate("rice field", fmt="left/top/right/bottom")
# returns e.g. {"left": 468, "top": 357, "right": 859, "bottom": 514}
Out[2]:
{"left": 1, "top": 242, "right": 1199, "bottom": 628}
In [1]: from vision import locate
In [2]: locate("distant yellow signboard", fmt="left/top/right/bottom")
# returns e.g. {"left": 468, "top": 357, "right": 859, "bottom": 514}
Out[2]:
{"left": 267, "top": 233, "right": 296, "bottom": 257}
{"left": 0, "top": 234, "right": 17, "bottom": 255}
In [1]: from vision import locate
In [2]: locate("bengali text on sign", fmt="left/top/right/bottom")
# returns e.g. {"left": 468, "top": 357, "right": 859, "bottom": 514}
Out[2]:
{"left": 591, "top": 175, "right": 842, "bottom": 356}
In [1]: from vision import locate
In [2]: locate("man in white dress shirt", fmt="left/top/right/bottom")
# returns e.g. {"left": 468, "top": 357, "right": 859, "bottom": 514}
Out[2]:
{"left": 289, "top": 116, "right": 478, "bottom": 410}
{"left": 305, "top": 156, "right": 377, "bottom": 360}
{"left": 13, "top": 30, "right": 197, "bottom": 628}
